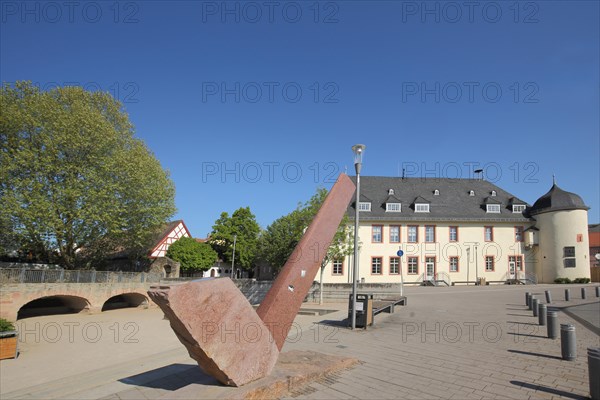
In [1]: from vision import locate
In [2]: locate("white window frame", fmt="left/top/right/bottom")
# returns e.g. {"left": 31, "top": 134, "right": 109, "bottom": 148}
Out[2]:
{"left": 332, "top": 259, "right": 343, "bottom": 275}
{"left": 449, "top": 226, "right": 458, "bottom": 242}
{"left": 425, "top": 226, "right": 435, "bottom": 243}
{"left": 390, "top": 257, "right": 400, "bottom": 274}
{"left": 449, "top": 257, "right": 459, "bottom": 272}
{"left": 512, "top": 204, "right": 526, "bottom": 213}
{"left": 358, "top": 202, "right": 371, "bottom": 212}
{"left": 408, "top": 226, "right": 418, "bottom": 243}
{"left": 486, "top": 204, "right": 501, "bottom": 213}
{"left": 386, "top": 203, "right": 401, "bottom": 212}
{"left": 389, "top": 225, "right": 400, "bottom": 243}
{"left": 371, "top": 257, "right": 382, "bottom": 274}
{"left": 415, "top": 203, "right": 430, "bottom": 213}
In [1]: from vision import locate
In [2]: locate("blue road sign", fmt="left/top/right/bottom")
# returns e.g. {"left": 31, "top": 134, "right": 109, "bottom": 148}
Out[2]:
{"left": 397, "top": 250, "right": 404, "bottom": 257}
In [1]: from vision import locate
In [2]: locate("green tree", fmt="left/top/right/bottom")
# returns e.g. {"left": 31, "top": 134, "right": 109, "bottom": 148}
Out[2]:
{"left": 261, "top": 188, "right": 353, "bottom": 284}
{"left": 166, "top": 237, "right": 217, "bottom": 273}
{"left": 0, "top": 81, "right": 176, "bottom": 268}
{"left": 209, "top": 207, "right": 260, "bottom": 272}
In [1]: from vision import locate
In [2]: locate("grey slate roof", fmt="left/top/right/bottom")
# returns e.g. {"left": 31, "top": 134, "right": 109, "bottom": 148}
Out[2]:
{"left": 348, "top": 177, "right": 532, "bottom": 222}
{"left": 528, "top": 184, "right": 589, "bottom": 216}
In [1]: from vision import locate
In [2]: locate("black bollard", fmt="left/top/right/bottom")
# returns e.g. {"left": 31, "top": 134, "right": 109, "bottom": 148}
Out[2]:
{"left": 589, "top": 347, "right": 600, "bottom": 400}
{"left": 528, "top": 295, "right": 534, "bottom": 310}
{"left": 582, "top": 287, "right": 587, "bottom": 299}
{"left": 525, "top": 291, "right": 531, "bottom": 306}
{"left": 532, "top": 298, "right": 539, "bottom": 317}
{"left": 596, "top": 286, "right": 600, "bottom": 298}
{"left": 565, "top": 288, "right": 570, "bottom": 301}
{"left": 547, "top": 311, "right": 558, "bottom": 339}
{"left": 538, "top": 304, "right": 547, "bottom": 326}
{"left": 561, "top": 324, "right": 577, "bottom": 361}
{"left": 545, "top": 290, "right": 552, "bottom": 304}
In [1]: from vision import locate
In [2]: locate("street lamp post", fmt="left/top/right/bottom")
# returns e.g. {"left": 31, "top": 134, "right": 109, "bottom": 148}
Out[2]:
{"left": 351, "top": 144, "right": 365, "bottom": 330}
{"left": 466, "top": 247, "right": 470, "bottom": 285}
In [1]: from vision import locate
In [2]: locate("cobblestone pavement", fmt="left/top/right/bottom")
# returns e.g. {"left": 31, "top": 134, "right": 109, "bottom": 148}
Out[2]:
{"left": 2, "top": 284, "right": 598, "bottom": 399}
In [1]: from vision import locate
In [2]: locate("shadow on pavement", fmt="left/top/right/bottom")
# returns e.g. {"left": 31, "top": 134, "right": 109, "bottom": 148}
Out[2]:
{"left": 507, "top": 349, "right": 562, "bottom": 360}
{"left": 510, "top": 380, "right": 588, "bottom": 399}
{"left": 119, "top": 363, "right": 220, "bottom": 390}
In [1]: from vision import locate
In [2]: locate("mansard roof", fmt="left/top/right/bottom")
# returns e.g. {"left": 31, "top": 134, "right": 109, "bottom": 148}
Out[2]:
{"left": 348, "top": 177, "right": 531, "bottom": 222}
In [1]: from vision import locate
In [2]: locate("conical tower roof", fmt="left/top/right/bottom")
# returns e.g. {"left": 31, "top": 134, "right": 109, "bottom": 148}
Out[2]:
{"left": 529, "top": 183, "right": 589, "bottom": 216}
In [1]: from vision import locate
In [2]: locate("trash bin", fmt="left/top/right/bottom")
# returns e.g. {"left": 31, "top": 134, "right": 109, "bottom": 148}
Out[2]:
{"left": 478, "top": 277, "right": 486, "bottom": 286}
{"left": 348, "top": 293, "right": 373, "bottom": 328}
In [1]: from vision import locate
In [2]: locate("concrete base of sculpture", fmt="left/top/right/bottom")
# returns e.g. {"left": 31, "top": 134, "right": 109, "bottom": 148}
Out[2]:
{"left": 163, "top": 350, "right": 360, "bottom": 399}
{"left": 147, "top": 278, "right": 279, "bottom": 387}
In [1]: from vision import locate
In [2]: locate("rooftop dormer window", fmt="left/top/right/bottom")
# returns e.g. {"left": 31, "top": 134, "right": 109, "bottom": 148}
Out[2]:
{"left": 469, "top": 190, "right": 475, "bottom": 196}
{"left": 486, "top": 204, "right": 501, "bottom": 213}
{"left": 388, "top": 189, "right": 395, "bottom": 195}
{"left": 491, "top": 190, "right": 497, "bottom": 197}
{"left": 386, "top": 203, "right": 401, "bottom": 212}
{"left": 415, "top": 203, "right": 430, "bottom": 213}
{"left": 434, "top": 190, "right": 439, "bottom": 196}
{"left": 512, "top": 204, "right": 526, "bottom": 213}
{"left": 358, "top": 202, "right": 371, "bottom": 212}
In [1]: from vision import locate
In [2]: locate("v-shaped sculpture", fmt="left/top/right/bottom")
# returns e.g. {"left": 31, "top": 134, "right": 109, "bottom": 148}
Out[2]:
{"left": 148, "top": 173, "right": 355, "bottom": 386}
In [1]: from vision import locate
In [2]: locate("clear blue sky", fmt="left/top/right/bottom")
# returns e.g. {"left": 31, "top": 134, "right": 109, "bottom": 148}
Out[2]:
{"left": 2, "top": 1, "right": 598, "bottom": 237}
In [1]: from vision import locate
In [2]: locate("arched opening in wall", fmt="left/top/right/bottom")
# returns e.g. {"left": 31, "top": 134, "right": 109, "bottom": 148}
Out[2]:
{"left": 163, "top": 265, "right": 172, "bottom": 278}
{"left": 17, "top": 296, "right": 90, "bottom": 320}
{"left": 102, "top": 293, "right": 148, "bottom": 312}
{"left": 210, "top": 269, "right": 215, "bottom": 277}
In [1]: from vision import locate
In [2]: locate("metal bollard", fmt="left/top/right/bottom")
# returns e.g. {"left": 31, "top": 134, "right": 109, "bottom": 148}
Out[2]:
{"left": 532, "top": 298, "right": 539, "bottom": 317}
{"left": 545, "top": 290, "right": 552, "bottom": 304}
{"left": 547, "top": 311, "right": 558, "bottom": 339}
{"left": 565, "top": 288, "right": 570, "bottom": 301}
{"left": 596, "top": 286, "right": 600, "bottom": 298}
{"left": 538, "top": 304, "right": 547, "bottom": 326}
{"left": 589, "top": 347, "right": 600, "bottom": 400}
{"left": 526, "top": 291, "right": 531, "bottom": 306}
{"left": 582, "top": 287, "right": 586, "bottom": 299}
{"left": 561, "top": 324, "right": 577, "bottom": 361}
{"left": 528, "top": 295, "right": 534, "bottom": 310}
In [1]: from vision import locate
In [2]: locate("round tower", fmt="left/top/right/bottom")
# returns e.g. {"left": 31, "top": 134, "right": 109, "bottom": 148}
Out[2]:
{"left": 529, "top": 182, "right": 590, "bottom": 283}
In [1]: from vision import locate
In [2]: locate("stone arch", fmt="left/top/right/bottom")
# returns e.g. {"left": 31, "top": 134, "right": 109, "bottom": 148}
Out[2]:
{"left": 102, "top": 292, "right": 149, "bottom": 311}
{"left": 17, "top": 295, "right": 91, "bottom": 320}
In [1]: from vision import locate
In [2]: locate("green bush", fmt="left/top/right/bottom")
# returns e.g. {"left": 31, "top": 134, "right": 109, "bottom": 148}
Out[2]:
{"left": 0, "top": 318, "right": 15, "bottom": 332}
{"left": 573, "top": 278, "right": 591, "bottom": 284}
{"left": 554, "top": 277, "right": 572, "bottom": 284}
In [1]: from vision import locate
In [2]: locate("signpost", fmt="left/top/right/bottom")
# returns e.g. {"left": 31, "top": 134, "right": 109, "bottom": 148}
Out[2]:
{"left": 397, "top": 248, "right": 404, "bottom": 296}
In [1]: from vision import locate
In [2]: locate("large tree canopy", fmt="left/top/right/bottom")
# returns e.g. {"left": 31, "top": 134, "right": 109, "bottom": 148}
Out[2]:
{"left": 260, "top": 188, "right": 352, "bottom": 274}
{"left": 0, "top": 82, "right": 176, "bottom": 268}
{"left": 209, "top": 207, "right": 260, "bottom": 272}
{"left": 166, "top": 237, "right": 217, "bottom": 273}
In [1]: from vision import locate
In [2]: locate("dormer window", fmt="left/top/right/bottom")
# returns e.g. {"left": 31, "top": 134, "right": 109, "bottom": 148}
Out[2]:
{"left": 386, "top": 203, "right": 401, "bottom": 212}
{"left": 434, "top": 190, "right": 439, "bottom": 196}
{"left": 512, "top": 204, "right": 526, "bottom": 213}
{"left": 358, "top": 202, "right": 371, "bottom": 212}
{"left": 491, "top": 190, "right": 497, "bottom": 197}
{"left": 415, "top": 203, "right": 430, "bottom": 213}
{"left": 469, "top": 190, "right": 475, "bottom": 196}
{"left": 486, "top": 204, "right": 501, "bottom": 213}
{"left": 388, "top": 189, "right": 395, "bottom": 195}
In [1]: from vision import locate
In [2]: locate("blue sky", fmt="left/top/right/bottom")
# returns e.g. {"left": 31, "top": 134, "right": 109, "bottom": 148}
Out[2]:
{"left": 1, "top": 0, "right": 598, "bottom": 237}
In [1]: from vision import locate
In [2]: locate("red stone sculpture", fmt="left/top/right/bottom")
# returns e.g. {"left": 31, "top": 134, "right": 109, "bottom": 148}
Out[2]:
{"left": 148, "top": 173, "right": 355, "bottom": 386}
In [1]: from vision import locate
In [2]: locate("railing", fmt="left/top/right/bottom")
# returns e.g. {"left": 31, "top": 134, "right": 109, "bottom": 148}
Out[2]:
{"left": 0, "top": 268, "right": 162, "bottom": 284}
{"left": 435, "top": 272, "right": 452, "bottom": 286}
{"left": 500, "top": 271, "right": 537, "bottom": 285}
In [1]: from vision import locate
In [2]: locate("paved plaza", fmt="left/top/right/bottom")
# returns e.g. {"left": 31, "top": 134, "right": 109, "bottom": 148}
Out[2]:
{"left": 1, "top": 284, "right": 599, "bottom": 399}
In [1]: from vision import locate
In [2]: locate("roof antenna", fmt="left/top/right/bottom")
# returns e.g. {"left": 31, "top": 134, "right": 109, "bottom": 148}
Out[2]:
{"left": 402, "top": 168, "right": 405, "bottom": 179}
{"left": 552, "top": 174, "right": 556, "bottom": 185}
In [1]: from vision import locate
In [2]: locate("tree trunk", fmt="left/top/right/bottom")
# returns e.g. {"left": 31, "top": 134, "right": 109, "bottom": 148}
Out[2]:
{"left": 319, "top": 264, "right": 324, "bottom": 305}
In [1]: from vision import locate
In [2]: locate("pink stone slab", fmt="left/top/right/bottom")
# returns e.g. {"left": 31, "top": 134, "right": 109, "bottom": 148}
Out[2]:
{"left": 148, "top": 278, "right": 279, "bottom": 387}
{"left": 257, "top": 173, "right": 355, "bottom": 350}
